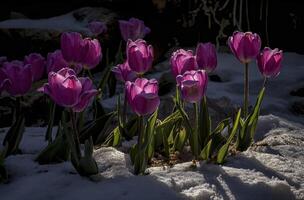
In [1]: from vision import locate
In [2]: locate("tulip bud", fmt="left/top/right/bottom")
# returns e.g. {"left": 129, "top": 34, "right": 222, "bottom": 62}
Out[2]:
{"left": 24, "top": 53, "right": 46, "bottom": 81}
{"left": 257, "top": 47, "right": 283, "bottom": 78}
{"left": 112, "top": 61, "right": 137, "bottom": 82}
{"left": 38, "top": 68, "right": 97, "bottom": 112}
{"left": 119, "top": 18, "right": 151, "bottom": 41}
{"left": 61, "top": 32, "right": 102, "bottom": 70}
{"left": 87, "top": 21, "right": 107, "bottom": 36}
{"left": 176, "top": 70, "right": 208, "bottom": 103}
{"left": 46, "top": 50, "right": 69, "bottom": 74}
{"left": 0, "top": 61, "right": 33, "bottom": 96}
{"left": 196, "top": 42, "right": 217, "bottom": 73}
{"left": 170, "top": 49, "right": 197, "bottom": 78}
{"left": 228, "top": 31, "right": 261, "bottom": 64}
{"left": 61, "top": 32, "right": 83, "bottom": 64}
{"left": 125, "top": 78, "right": 160, "bottom": 116}
{"left": 127, "top": 39, "right": 153, "bottom": 74}
{"left": 80, "top": 38, "right": 102, "bottom": 69}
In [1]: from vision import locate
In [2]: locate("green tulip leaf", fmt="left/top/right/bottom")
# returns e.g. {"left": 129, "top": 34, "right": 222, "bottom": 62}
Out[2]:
{"left": 35, "top": 122, "right": 70, "bottom": 164}
{"left": 217, "top": 109, "right": 241, "bottom": 164}
{"left": 3, "top": 114, "right": 25, "bottom": 157}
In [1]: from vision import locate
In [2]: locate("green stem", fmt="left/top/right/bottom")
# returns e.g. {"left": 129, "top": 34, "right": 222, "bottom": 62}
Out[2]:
{"left": 82, "top": 69, "right": 86, "bottom": 77}
{"left": 199, "top": 95, "right": 209, "bottom": 147}
{"left": 263, "top": 77, "right": 268, "bottom": 88}
{"left": 115, "top": 40, "right": 123, "bottom": 64}
{"left": 137, "top": 116, "right": 144, "bottom": 148}
{"left": 193, "top": 103, "right": 199, "bottom": 158}
{"left": 78, "top": 111, "right": 84, "bottom": 133}
{"left": 45, "top": 101, "right": 56, "bottom": 143}
{"left": 14, "top": 97, "right": 21, "bottom": 123}
{"left": 70, "top": 110, "right": 81, "bottom": 158}
{"left": 87, "top": 70, "right": 95, "bottom": 83}
{"left": 243, "top": 63, "right": 249, "bottom": 118}
{"left": 122, "top": 91, "right": 128, "bottom": 125}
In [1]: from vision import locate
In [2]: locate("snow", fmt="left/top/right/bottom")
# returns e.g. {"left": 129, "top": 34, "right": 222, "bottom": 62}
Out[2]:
{"left": 0, "top": 7, "right": 116, "bottom": 36}
{"left": 1, "top": 52, "right": 304, "bottom": 199}
{"left": 0, "top": 12, "right": 89, "bottom": 34}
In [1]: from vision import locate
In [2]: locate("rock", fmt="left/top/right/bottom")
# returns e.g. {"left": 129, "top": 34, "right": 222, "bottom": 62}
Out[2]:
{"left": 94, "top": 147, "right": 133, "bottom": 178}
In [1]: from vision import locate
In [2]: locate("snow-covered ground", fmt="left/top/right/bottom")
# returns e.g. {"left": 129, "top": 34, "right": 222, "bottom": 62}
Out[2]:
{"left": 0, "top": 52, "right": 304, "bottom": 199}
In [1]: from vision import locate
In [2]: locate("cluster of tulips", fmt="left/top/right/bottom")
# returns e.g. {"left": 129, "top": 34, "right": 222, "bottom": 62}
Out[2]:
{"left": 0, "top": 16, "right": 283, "bottom": 180}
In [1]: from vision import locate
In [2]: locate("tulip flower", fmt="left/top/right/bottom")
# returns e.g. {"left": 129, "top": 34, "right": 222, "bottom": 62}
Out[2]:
{"left": 176, "top": 70, "right": 208, "bottom": 103}
{"left": 61, "top": 32, "right": 82, "bottom": 63}
{"left": 125, "top": 78, "right": 160, "bottom": 116}
{"left": 228, "top": 31, "right": 261, "bottom": 117}
{"left": 119, "top": 18, "right": 151, "bottom": 41}
{"left": 112, "top": 61, "right": 137, "bottom": 82}
{"left": 257, "top": 47, "right": 283, "bottom": 78}
{"left": 38, "top": 68, "right": 98, "bottom": 112}
{"left": 80, "top": 38, "right": 102, "bottom": 69}
{"left": 88, "top": 21, "right": 107, "bottom": 36}
{"left": 46, "top": 50, "right": 69, "bottom": 73}
{"left": 0, "top": 61, "right": 32, "bottom": 96}
{"left": 196, "top": 43, "right": 217, "bottom": 73}
{"left": 171, "top": 49, "right": 197, "bottom": 78}
{"left": 127, "top": 39, "right": 153, "bottom": 74}
{"left": 228, "top": 31, "right": 261, "bottom": 64}
{"left": 61, "top": 32, "right": 102, "bottom": 70}
{"left": 24, "top": 53, "right": 46, "bottom": 81}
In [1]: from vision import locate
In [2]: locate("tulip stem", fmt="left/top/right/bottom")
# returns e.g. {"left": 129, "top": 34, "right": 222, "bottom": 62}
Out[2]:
{"left": 45, "top": 101, "right": 56, "bottom": 143}
{"left": 263, "top": 77, "right": 268, "bottom": 88}
{"left": 137, "top": 116, "right": 144, "bottom": 147}
{"left": 70, "top": 110, "right": 81, "bottom": 158}
{"left": 193, "top": 103, "right": 199, "bottom": 159}
{"left": 243, "top": 63, "right": 249, "bottom": 118}
{"left": 122, "top": 91, "right": 128, "bottom": 125}
{"left": 87, "top": 69, "right": 94, "bottom": 79}
{"left": 14, "top": 97, "right": 22, "bottom": 123}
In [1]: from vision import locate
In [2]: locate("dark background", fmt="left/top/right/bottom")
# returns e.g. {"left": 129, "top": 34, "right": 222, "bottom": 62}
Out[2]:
{"left": 0, "top": 0, "right": 303, "bottom": 58}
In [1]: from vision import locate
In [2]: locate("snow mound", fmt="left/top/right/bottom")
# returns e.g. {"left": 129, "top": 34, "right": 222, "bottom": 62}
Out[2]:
{"left": 0, "top": 114, "right": 303, "bottom": 199}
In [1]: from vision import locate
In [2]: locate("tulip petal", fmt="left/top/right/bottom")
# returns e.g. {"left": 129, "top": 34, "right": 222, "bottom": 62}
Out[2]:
{"left": 133, "top": 93, "right": 160, "bottom": 115}
{"left": 72, "top": 89, "right": 98, "bottom": 112}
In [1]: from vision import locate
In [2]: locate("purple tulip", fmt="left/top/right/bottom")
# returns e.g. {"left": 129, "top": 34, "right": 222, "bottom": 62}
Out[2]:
{"left": 176, "top": 70, "right": 208, "bottom": 103}
{"left": 112, "top": 61, "right": 137, "bottom": 82}
{"left": 0, "top": 60, "right": 32, "bottom": 96}
{"left": 88, "top": 21, "right": 107, "bottom": 36}
{"left": 125, "top": 78, "right": 160, "bottom": 116}
{"left": 46, "top": 50, "right": 69, "bottom": 74}
{"left": 80, "top": 38, "right": 102, "bottom": 69}
{"left": 127, "top": 39, "right": 154, "bottom": 74}
{"left": 170, "top": 49, "right": 197, "bottom": 78}
{"left": 38, "top": 68, "right": 98, "bottom": 112}
{"left": 24, "top": 53, "right": 46, "bottom": 81}
{"left": 61, "top": 32, "right": 83, "bottom": 64}
{"left": 196, "top": 43, "right": 217, "bottom": 73}
{"left": 228, "top": 31, "right": 261, "bottom": 64}
{"left": 119, "top": 18, "right": 151, "bottom": 41}
{"left": 61, "top": 32, "right": 102, "bottom": 69}
{"left": 257, "top": 47, "right": 283, "bottom": 78}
